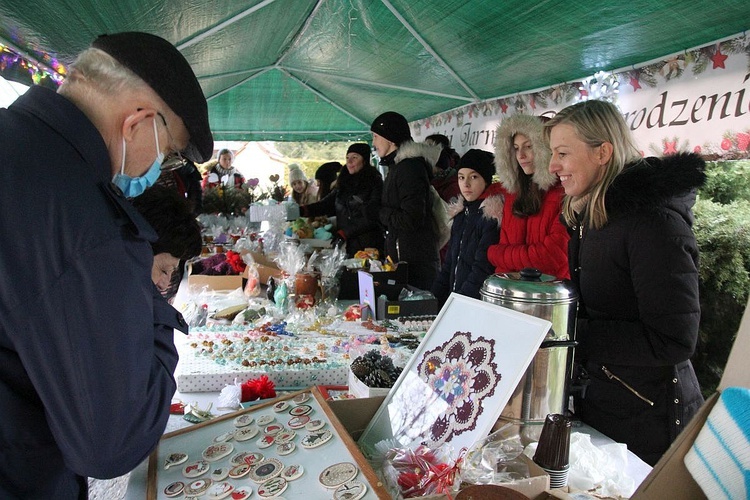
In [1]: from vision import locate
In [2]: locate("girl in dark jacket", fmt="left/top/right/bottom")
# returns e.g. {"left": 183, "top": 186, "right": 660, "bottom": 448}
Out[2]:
{"left": 371, "top": 111, "right": 442, "bottom": 290}
{"left": 431, "top": 149, "right": 502, "bottom": 307}
{"left": 302, "top": 143, "right": 384, "bottom": 257}
{"left": 546, "top": 99, "right": 705, "bottom": 466}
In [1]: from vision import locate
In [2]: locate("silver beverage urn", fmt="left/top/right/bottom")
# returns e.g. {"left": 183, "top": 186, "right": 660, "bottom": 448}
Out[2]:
{"left": 480, "top": 268, "right": 578, "bottom": 444}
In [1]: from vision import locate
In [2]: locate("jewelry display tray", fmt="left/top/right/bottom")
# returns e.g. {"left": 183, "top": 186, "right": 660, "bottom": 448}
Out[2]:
{"left": 147, "top": 387, "right": 388, "bottom": 499}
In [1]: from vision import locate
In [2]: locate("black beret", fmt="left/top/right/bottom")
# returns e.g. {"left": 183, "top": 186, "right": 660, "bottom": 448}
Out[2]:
{"left": 92, "top": 32, "right": 213, "bottom": 163}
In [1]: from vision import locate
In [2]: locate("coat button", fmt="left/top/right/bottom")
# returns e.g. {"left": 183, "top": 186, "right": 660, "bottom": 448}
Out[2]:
{"left": 672, "top": 378, "right": 678, "bottom": 383}
{"left": 675, "top": 419, "right": 681, "bottom": 425}
{"left": 674, "top": 398, "right": 679, "bottom": 404}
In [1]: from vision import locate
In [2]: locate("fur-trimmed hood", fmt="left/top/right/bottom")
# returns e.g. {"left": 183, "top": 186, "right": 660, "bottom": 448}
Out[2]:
{"left": 394, "top": 140, "right": 442, "bottom": 169}
{"left": 448, "top": 193, "right": 504, "bottom": 222}
{"left": 494, "top": 114, "right": 557, "bottom": 193}
{"left": 606, "top": 153, "right": 706, "bottom": 224}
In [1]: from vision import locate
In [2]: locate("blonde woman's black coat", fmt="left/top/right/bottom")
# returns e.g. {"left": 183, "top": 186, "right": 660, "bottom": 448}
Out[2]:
{"left": 568, "top": 152, "right": 706, "bottom": 466}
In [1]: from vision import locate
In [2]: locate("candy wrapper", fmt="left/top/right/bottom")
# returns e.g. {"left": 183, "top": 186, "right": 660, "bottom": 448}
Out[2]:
{"left": 380, "top": 445, "right": 462, "bottom": 499}
{"left": 273, "top": 241, "right": 306, "bottom": 285}
{"left": 315, "top": 246, "right": 346, "bottom": 303}
{"left": 461, "top": 421, "right": 530, "bottom": 486}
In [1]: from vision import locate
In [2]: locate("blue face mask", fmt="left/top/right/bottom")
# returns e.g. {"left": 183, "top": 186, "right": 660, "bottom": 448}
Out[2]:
{"left": 112, "top": 118, "right": 164, "bottom": 198}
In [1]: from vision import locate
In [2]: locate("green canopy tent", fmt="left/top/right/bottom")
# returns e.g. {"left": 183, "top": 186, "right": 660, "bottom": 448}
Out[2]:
{"left": 0, "top": 0, "right": 748, "bottom": 142}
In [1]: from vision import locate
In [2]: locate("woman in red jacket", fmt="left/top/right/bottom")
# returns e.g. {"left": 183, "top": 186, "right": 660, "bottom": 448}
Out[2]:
{"left": 487, "top": 114, "right": 569, "bottom": 279}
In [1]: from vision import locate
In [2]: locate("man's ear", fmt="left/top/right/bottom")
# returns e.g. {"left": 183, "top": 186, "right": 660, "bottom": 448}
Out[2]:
{"left": 599, "top": 142, "right": 614, "bottom": 165}
{"left": 121, "top": 108, "right": 156, "bottom": 142}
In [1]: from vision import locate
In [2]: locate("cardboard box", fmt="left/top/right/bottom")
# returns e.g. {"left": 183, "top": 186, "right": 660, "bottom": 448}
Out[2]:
{"left": 631, "top": 295, "right": 750, "bottom": 499}
{"left": 243, "top": 250, "right": 283, "bottom": 284}
{"left": 338, "top": 262, "right": 409, "bottom": 299}
{"left": 186, "top": 262, "right": 243, "bottom": 291}
{"left": 347, "top": 368, "right": 391, "bottom": 399}
{"left": 328, "top": 396, "right": 550, "bottom": 499}
{"left": 376, "top": 284, "right": 439, "bottom": 320}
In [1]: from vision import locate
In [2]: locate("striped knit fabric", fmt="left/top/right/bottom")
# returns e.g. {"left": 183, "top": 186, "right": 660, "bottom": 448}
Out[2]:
{"left": 684, "top": 387, "right": 750, "bottom": 500}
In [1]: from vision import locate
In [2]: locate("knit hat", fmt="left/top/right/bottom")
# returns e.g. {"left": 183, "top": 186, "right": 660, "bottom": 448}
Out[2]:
{"left": 216, "top": 148, "right": 234, "bottom": 162}
{"left": 684, "top": 387, "right": 750, "bottom": 499}
{"left": 347, "top": 143, "right": 372, "bottom": 163}
{"left": 315, "top": 162, "right": 342, "bottom": 184}
{"left": 457, "top": 149, "right": 495, "bottom": 185}
{"left": 91, "top": 32, "right": 213, "bottom": 163}
{"left": 288, "top": 163, "right": 307, "bottom": 183}
{"left": 370, "top": 111, "right": 412, "bottom": 146}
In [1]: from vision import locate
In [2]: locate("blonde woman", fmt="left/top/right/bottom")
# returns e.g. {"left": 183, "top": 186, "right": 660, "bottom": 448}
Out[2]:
{"left": 546, "top": 99, "right": 706, "bottom": 465}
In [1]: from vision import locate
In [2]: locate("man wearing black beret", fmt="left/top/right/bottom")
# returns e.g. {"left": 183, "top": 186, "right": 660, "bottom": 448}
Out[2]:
{"left": 0, "top": 32, "right": 212, "bottom": 497}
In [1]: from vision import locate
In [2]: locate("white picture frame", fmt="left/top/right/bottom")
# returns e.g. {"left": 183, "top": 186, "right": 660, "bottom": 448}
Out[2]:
{"left": 358, "top": 293, "right": 551, "bottom": 459}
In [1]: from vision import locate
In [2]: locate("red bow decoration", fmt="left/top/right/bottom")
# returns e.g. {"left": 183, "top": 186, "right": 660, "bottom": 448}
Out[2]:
{"left": 225, "top": 250, "right": 247, "bottom": 274}
{"left": 388, "top": 445, "right": 465, "bottom": 498}
{"left": 240, "top": 375, "right": 276, "bottom": 402}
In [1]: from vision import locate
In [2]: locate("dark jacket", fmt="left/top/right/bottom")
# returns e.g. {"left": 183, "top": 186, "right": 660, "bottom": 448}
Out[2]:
{"left": 0, "top": 87, "right": 185, "bottom": 498}
{"left": 568, "top": 152, "right": 706, "bottom": 466}
{"left": 432, "top": 193, "right": 503, "bottom": 306}
{"left": 379, "top": 141, "right": 442, "bottom": 290}
{"left": 305, "top": 164, "right": 384, "bottom": 256}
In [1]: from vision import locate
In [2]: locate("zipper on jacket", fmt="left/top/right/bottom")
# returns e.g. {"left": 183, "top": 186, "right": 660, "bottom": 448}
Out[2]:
{"left": 601, "top": 365, "right": 654, "bottom": 406}
{"left": 450, "top": 206, "right": 470, "bottom": 291}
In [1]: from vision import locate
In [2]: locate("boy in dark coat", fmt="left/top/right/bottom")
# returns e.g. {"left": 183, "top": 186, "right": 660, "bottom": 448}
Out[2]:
{"left": 432, "top": 149, "right": 503, "bottom": 307}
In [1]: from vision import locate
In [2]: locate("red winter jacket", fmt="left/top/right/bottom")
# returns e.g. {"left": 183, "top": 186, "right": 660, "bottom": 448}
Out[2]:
{"left": 486, "top": 183, "right": 569, "bottom": 279}
{"left": 487, "top": 113, "right": 570, "bottom": 279}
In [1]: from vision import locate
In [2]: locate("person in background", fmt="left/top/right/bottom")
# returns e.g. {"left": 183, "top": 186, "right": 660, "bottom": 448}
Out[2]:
{"left": 425, "top": 133, "right": 461, "bottom": 204}
{"left": 0, "top": 32, "right": 212, "bottom": 497}
{"left": 302, "top": 143, "right": 384, "bottom": 257}
{"left": 546, "top": 99, "right": 705, "bottom": 466}
{"left": 487, "top": 114, "right": 569, "bottom": 279}
{"left": 424, "top": 133, "right": 462, "bottom": 265}
{"left": 431, "top": 149, "right": 502, "bottom": 307}
{"left": 372, "top": 111, "right": 442, "bottom": 290}
{"left": 288, "top": 163, "right": 318, "bottom": 205}
{"left": 314, "top": 161, "right": 343, "bottom": 199}
{"left": 202, "top": 148, "right": 245, "bottom": 189}
{"left": 157, "top": 157, "right": 204, "bottom": 215}
{"left": 132, "top": 185, "right": 202, "bottom": 302}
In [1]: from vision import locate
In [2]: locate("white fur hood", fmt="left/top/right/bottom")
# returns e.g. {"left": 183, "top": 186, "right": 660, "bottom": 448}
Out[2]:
{"left": 447, "top": 194, "right": 504, "bottom": 222}
{"left": 493, "top": 114, "right": 557, "bottom": 193}
{"left": 394, "top": 141, "right": 442, "bottom": 168}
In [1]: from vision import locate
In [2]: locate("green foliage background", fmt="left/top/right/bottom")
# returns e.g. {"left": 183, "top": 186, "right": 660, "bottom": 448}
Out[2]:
{"left": 693, "top": 160, "right": 750, "bottom": 396}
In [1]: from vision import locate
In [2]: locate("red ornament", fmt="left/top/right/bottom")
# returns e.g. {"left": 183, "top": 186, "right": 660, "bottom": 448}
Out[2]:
{"left": 500, "top": 101, "right": 508, "bottom": 114}
{"left": 711, "top": 48, "right": 728, "bottom": 69}
{"left": 737, "top": 132, "right": 750, "bottom": 151}
{"left": 225, "top": 250, "right": 247, "bottom": 274}
{"left": 629, "top": 76, "right": 642, "bottom": 91}
{"left": 693, "top": 145, "right": 702, "bottom": 154}
{"left": 721, "top": 138, "right": 733, "bottom": 150}
{"left": 663, "top": 141, "right": 677, "bottom": 155}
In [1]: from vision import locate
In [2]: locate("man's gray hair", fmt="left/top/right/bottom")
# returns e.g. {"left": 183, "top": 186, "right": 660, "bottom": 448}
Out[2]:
{"left": 58, "top": 48, "right": 148, "bottom": 97}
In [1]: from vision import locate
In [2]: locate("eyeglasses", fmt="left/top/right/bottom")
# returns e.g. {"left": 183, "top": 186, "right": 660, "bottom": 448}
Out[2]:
{"left": 155, "top": 111, "right": 188, "bottom": 171}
